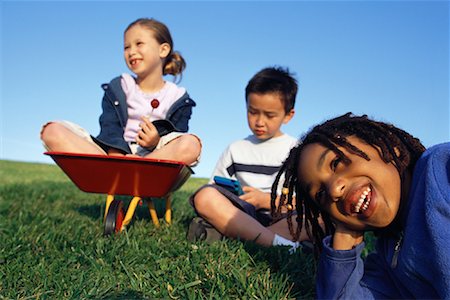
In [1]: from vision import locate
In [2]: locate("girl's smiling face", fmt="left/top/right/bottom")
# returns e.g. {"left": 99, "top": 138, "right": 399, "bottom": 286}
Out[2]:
{"left": 297, "top": 136, "right": 402, "bottom": 231}
{"left": 123, "top": 24, "right": 169, "bottom": 80}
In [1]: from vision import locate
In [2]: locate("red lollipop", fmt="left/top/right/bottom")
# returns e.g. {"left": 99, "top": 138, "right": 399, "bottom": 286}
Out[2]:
{"left": 150, "top": 99, "right": 160, "bottom": 109}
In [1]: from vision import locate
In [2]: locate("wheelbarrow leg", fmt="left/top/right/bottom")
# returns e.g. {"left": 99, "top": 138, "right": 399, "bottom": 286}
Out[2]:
{"left": 119, "top": 196, "right": 142, "bottom": 231}
{"left": 147, "top": 199, "right": 160, "bottom": 228}
{"left": 104, "top": 194, "right": 115, "bottom": 222}
{"left": 165, "top": 194, "right": 172, "bottom": 225}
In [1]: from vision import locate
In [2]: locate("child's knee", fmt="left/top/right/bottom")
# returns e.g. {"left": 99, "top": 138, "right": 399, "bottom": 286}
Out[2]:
{"left": 41, "top": 122, "right": 64, "bottom": 142}
{"left": 193, "top": 187, "right": 218, "bottom": 214}
{"left": 177, "top": 134, "right": 202, "bottom": 156}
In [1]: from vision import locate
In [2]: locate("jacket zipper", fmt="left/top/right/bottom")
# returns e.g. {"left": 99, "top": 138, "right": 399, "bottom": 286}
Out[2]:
{"left": 391, "top": 232, "right": 403, "bottom": 268}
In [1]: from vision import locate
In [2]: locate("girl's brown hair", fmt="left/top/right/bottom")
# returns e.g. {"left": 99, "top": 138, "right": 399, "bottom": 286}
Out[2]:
{"left": 125, "top": 18, "right": 186, "bottom": 81}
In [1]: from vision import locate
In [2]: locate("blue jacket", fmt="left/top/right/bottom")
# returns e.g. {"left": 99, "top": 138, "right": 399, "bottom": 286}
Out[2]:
{"left": 316, "top": 142, "right": 450, "bottom": 299}
{"left": 93, "top": 76, "right": 196, "bottom": 154}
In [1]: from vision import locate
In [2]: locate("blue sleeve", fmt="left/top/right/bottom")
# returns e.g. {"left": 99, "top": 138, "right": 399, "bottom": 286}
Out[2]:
{"left": 170, "top": 104, "right": 192, "bottom": 132}
{"left": 316, "top": 236, "right": 369, "bottom": 299}
{"left": 168, "top": 94, "right": 196, "bottom": 133}
{"left": 317, "top": 236, "right": 407, "bottom": 299}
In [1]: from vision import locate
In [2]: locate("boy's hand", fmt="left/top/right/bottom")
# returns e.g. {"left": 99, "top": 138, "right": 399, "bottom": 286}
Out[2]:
{"left": 332, "top": 222, "right": 364, "bottom": 250}
{"left": 240, "top": 186, "right": 270, "bottom": 210}
{"left": 136, "top": 117, "right": 160, "bottom": 149}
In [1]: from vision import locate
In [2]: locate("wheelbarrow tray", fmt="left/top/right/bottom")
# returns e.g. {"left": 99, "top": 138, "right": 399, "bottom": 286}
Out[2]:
{"left": 45, "top": 152, "right": 193, "bottom": 198}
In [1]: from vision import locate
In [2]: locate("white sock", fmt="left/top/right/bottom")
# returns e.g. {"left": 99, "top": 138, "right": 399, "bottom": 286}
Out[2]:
{"left": 272, "top": 234, "right": 301, "bottom": 254}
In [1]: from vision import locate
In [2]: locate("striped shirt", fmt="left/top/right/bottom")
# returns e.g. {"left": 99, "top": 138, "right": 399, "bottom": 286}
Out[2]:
{"left": 209, "top": 134, "right": 298, "bottom": 193}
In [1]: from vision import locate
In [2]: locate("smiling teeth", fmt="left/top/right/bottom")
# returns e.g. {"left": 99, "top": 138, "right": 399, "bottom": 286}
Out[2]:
{"left": 354, "top": 187, "right": 371, "bottom": 213}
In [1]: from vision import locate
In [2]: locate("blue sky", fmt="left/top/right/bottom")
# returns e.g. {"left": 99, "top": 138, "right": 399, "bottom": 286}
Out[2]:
{"left": 1, "top": 0, "right": 449, "bottom": 179}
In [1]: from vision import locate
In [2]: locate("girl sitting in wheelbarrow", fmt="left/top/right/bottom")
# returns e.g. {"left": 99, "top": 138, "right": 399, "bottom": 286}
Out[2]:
{"left": 41, "top": 18, "right": 201, "bottom": 166}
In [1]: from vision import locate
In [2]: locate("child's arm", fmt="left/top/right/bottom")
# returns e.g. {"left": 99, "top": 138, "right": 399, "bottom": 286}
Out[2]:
{"left": 316, "top": 236, "right": 374, "bottom": 299}
{"left": 240, "top": 187, "right": 270, "bottom": 210}
{"left": 240, "top": 187, "right": 297, "bottom": 212}
{"left": 332, "top": 223, "right": 365, "bottom": 250}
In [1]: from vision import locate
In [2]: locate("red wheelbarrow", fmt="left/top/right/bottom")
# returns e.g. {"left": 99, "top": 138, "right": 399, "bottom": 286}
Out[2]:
{"left": 45, "top": 152, "right": 193, "bottom": 235}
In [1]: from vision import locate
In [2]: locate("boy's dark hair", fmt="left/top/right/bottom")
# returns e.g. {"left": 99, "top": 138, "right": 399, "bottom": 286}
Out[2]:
{"left": 245, "top": 66, "right": 298, "bottom": 113}
{"left": 270, "top": 112, "right": 425, "bottom": 257}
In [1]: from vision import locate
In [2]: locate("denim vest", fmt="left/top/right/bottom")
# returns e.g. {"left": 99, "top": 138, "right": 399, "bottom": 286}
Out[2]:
{"left": 93, "top": 76, "right": 196, "bottom": 154}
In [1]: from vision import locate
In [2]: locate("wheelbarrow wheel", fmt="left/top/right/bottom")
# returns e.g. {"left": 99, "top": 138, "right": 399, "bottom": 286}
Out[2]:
{"left": 104, "top": 199, "right": 125, "bottom": 236}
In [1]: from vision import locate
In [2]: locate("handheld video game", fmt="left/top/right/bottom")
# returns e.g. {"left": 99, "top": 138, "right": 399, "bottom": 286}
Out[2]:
{"left": 213, "top": 176, "right": 244, "bottom": 196}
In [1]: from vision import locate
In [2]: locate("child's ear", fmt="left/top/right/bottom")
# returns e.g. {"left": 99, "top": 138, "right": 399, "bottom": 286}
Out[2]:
{"left": 283, "top": 109, "right": 295, "bottom": 124}
{"left": 159, "top": 43, "right": 171, "bottom": 59}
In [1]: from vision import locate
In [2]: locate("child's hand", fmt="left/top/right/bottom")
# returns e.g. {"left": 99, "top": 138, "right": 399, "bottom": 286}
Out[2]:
{"left": 332, "top": 222, "right": 364, "bottom": 250}
{"left": 136, "top": 117, "right": 160, "bottom": 149}
{"left": 240, "top": 186, "right": 270, "bottom": 210}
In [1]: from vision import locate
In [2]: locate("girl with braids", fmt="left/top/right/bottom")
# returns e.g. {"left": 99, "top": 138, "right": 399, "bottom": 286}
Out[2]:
{"left": 273, "top": 112, "right": 450, "bottom": 298}
{"left": 41, "top": 18, "right": 201, "bottom": 165}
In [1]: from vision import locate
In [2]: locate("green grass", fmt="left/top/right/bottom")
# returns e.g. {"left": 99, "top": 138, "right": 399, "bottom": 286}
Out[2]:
{"left": 0, "top": 160, "right": 317, "bottom": 299}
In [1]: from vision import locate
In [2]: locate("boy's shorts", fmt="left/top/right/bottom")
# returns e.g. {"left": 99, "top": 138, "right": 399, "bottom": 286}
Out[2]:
{"left": 41, "top": 120, "right": 201, "bottom": 165}
{"left": 189, "top": 184, "right": 273, "bottom": 226}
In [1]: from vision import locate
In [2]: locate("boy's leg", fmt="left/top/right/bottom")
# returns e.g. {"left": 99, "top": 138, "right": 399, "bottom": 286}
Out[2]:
{"left": 41, "top": 122, "right": 105, "bottom": 154}
{"left": 267, "top": 217, "right": 308, "bottom": 241}
{"left": 192, "top": 186, "right": 276, "bottom": 246}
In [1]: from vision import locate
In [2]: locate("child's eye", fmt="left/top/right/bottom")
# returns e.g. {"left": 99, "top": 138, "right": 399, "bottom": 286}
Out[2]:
{"left": 330, "top": 156, "right": 342, "bottom": 171}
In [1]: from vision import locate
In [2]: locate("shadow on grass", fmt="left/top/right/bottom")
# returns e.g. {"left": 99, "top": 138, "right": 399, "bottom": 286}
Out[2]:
{"left": 241, "top": 241, "right": 317, "bottom": 299}
{"left": 74, "top": 195, "right": 183, "bottom": 234}
{"left": 75, "top": 188, "right": 194, "bottom": 219}
{"left": 100, "top": 290, "right": 145, "bottom": 300}
{"left": 175, "top": 205, "right": 317, "bottom": 299}
{"left": 177, "top": 226, "right": 316, "bottom": 297}
{"left": 76, "top": 203, "right": 103, "bottom": 220}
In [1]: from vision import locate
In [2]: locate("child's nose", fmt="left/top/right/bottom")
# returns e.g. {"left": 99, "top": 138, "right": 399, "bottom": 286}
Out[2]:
{"left": 328, "top": 176, "right": 346, "bottom": 201}
{"left": 255, "top": 115, "right": 265, "bottom": 125}
{"left": 127, "top": 46, "right": 136, "bottom": 56}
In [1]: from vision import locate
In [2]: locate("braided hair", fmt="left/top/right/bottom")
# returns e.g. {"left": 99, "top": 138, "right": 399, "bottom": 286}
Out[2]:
{"left": 270, "top": 112, "right": 425, "bottom": 257}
